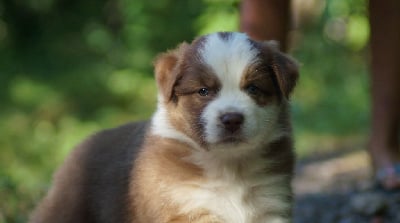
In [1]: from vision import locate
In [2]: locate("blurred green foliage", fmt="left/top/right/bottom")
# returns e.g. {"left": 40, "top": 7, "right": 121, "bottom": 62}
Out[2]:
{"left": 0, "top": 0, "right": 369, "bottom": 222}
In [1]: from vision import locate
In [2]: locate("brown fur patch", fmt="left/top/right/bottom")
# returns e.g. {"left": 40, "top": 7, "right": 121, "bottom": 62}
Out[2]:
{"left": 240, "top": 63, "right": 280, "bottom": 106}
{"left": 154, "top": 43, "right": 189, "bottom": 102}
{"left": 249, "top": 40, "right": 299, "bottom": 100}
{"left": 159, "top": 36, "right": 221, "bottom": 147}
{"left": 130, "top": 136, "right": 209, "bottom": 222}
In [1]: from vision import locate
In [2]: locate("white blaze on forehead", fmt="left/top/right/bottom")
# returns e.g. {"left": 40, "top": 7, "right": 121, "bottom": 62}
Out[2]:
{"left": 200, "top": 33, "right": 260, "bottom": 88}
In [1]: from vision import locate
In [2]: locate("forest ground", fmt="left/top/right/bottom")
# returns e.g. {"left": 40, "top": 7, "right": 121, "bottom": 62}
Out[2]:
{"left": 293, "top": 147, "right": 400, "bottom": 223}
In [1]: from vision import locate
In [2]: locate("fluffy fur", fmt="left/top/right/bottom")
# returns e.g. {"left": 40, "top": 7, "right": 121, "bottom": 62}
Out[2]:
{"left": 30, "top": 32, "right": 298, "bottom": 223}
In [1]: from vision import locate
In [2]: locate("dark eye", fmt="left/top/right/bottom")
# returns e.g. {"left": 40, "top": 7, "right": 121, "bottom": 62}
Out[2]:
{"left": 245, "top": 84, "right": 260, "bottom": 96}
{"left": 198, "top": 88, "right": 209, "bottom": 96}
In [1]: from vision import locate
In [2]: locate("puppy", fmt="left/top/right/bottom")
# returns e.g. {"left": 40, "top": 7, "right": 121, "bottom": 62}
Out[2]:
{"left": 30, "top": 32, "right": 298, "bottom": 223}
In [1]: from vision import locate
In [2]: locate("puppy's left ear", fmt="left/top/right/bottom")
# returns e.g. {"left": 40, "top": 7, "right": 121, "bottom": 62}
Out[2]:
{"left": 265, "top": 42, "right": 299, "bottom": 99}
{"left": 154, "top": 43, "right": 188, "bottom": 102}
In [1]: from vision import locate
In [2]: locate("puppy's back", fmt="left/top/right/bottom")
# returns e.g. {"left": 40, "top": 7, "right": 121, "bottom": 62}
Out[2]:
{"left": 30, "top": 121, "right": 148, "bottom": 223}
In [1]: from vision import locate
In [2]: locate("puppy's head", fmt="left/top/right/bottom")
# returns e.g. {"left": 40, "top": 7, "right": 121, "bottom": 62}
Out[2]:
{"left": 153, "top": 32, "right": 298, "bottom": 151}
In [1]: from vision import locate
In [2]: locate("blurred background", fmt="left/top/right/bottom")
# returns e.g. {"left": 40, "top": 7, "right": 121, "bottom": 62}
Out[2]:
{"left": 0, "top": 0, "right": 370, "bottom": 222}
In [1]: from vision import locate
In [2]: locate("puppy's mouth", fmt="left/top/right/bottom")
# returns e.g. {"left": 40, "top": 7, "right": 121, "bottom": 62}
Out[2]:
{"left": 216, "top": 132, "right": 247, "bottom": 144}
{"left": 220, "top": 137, "right": 244, "bottom": 144}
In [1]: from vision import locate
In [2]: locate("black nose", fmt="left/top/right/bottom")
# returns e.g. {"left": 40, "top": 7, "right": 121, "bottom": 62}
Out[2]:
{"left": 220, "top": 112, "right": 244, "bottom": 133}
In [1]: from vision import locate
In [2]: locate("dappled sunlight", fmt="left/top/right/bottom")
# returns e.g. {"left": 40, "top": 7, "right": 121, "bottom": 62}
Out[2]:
{"left": 84, "top": 23, "right": 114, "bottom": 54}
{"left": 324, "top": 0, "right": 370, "bottom": 51}
{"left": 196, "top": 0, "right": 238, "bottom": 35}
{"left": 9, "top": 77, "right": 62, "bottom": 109}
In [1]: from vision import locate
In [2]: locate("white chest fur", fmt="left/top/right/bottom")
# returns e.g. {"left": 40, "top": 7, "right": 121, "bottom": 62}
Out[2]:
{"left": 171, "top": 152, "right": 292, "bottom": 223}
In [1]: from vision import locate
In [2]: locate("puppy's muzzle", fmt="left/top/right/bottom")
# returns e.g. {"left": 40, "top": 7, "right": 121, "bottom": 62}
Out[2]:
{"left": 219, "top": 112, "right": 244, "bottom": 133}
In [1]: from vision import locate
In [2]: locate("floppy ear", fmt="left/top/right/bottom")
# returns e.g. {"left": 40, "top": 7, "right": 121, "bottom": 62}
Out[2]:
{"left": 154, "top": 43, "right": 188, "bottom": 102}
{"left": 265, "top": 42, "right": 299, "bottom": 99}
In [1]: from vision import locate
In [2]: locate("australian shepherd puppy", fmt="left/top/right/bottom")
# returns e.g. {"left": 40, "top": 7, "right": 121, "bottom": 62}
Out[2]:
{"left": 30, "top": 32, "right": 298, "bottom": 223}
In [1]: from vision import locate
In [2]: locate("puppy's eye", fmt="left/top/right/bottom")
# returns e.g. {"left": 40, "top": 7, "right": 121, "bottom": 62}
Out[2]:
{"left": 198, "top": 88, "right": 209, "bottom": 96}
{"left": 245, "top": 84, "right": 260, "bottom": 96}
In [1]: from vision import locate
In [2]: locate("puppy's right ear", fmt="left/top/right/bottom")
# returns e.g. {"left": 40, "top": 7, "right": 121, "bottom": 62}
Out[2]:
{"left": 154, "top": 43, "right": 188, "bottom": 102}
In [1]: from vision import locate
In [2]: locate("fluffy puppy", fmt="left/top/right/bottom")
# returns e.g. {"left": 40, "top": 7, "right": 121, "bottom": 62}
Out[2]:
{"left": 30, "top": 32, "right": 298, "bottom": 223}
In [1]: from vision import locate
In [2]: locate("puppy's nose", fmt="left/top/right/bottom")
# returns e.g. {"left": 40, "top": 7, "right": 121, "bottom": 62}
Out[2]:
{"left": 220, "top": 112, "right": 244, "bottom": 133}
